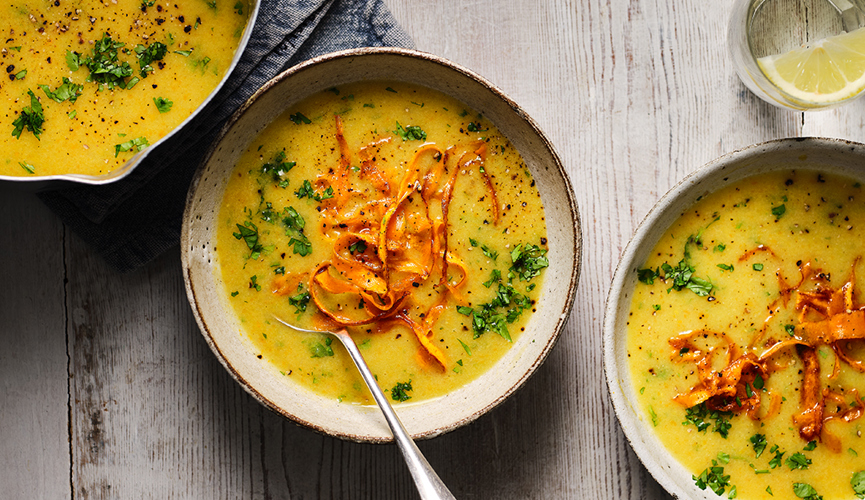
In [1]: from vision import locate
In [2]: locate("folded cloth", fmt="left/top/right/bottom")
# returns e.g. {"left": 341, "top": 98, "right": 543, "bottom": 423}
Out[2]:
{"left": 38, "top": 0, "right": 413, "bottom": 272}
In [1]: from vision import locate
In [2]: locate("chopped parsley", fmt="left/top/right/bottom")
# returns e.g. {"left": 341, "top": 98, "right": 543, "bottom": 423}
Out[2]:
{"left": 288, "top": 289, "right": 311, "bottom": 314}
{"left": 456, "top": 282, "right": 531, "bottom": 341}
{"left": 390, "top": 380, "right": 413, "bottom": 402}
{"left": 717, "top": 263, "right": 734, "bottom": 272}
{"left": 786, "top": 452, "right": 811, "bottom": 470}
{"left": 11, "top": 89, "right": 44, "bottom": 140}
{"left": 750, "top": 434, "right": 767, "bottom": 457}
{"left": 309, "top": 336, "right": 334, "bottom": 358}
{"left": 683, "top": 402, "right": 732, "bottom": 438}
{"left": 81, "top": 33, "right": 134, "bottom": 90}
{"left": 785, "top": 324, "right": 796, "bottom": 336}
{"left": 134, "top": 42, "right": 168, "bottom": 78}
{"left": 153, "top": 97, "right": 173, "bottom": 113}
{"left": 792, "top": 483, "right": 822, "bottom": 500}
{"left": 771, "top": 204, "right": 786, "bottom": 218}
{"left": 114, "top": 136, "right": 149, "bottom": 157}
{"left": 639, "top": 259, "right": 714, "bottom": 296}
{"left": 753, "top": 263, "right": 764, "bottom": 271}
{"left": 466, "top": 121, "right": 487, "bottom": 132}
{"left": 289, "top": 112, "right": 311, "bottom": 124}
{"left": 851, "top": 470, "right": 865, "bottom": 498}
{"left": 482, "top": 269, "right": 502, "bottom": 288}
{"left": 248, "top": 275, "right": 261, "bottom": 291}
{"left": 295, "top": 179, "right": 334, "bottom": 201}
{"left": 348, "top": 240, "right": 367, "bottom": 255}
{"left": 768, "top": 445, "right": 784, "bottom": 469}
{"left": 233, "top": 221, "right": 263, "bottom": 258}
{"left": 693, "top": 459, "right": 733, "bottom": 496}
{"left": 470, "top": 238, "right": 498, "bottom": 261}
{"left": 393, "top": 121, "right": 427, "bottom": 141}
{"left": 282, "top": 207, "right": 312, "bottom": 256}
{"left": 260, "top": 151, "right": 295, "bottom": 187}
{"left": 39, "top": 78, "right": 83, "bottom": 103}
{"left": 66, "top": 50, "right": 80, "bottom": 71}
{"left": 509, "top": 243, "right": 549, "bottom": 282}
{"left": 458, "top": 338, "right": 472, "bottom": 355}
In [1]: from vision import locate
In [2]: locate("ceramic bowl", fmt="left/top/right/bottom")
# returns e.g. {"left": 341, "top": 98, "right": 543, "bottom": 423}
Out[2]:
{"left": 0, "top": 2, "right": 259, "bottom": 190}
{"left": 604, "top": 137, "right": 865, "bottom": 498}
{"left": 181, "top": 47, "right": 581, "bottom": 442}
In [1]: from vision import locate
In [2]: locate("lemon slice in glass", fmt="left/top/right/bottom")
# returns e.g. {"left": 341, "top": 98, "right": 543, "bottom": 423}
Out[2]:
{"left": 757, "top": 25, "right": 865, "bottom": 106}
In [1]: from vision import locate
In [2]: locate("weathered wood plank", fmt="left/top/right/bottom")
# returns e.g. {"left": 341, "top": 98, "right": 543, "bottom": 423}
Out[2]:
{"left": 0, "top": 188, "right": 71, "bottom": 499}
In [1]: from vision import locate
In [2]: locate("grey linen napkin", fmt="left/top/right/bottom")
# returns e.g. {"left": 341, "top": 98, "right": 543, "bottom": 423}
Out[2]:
{"left": 38, "top": 0, "right": 413, "bottom": 272}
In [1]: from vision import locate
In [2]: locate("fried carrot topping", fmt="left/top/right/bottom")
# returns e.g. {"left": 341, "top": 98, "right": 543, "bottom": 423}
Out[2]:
{"left": 669, "top": 253, "right": 865, "bottom": 449}
{"left": 278, "top": 116, "right": 502, "bottom": 371}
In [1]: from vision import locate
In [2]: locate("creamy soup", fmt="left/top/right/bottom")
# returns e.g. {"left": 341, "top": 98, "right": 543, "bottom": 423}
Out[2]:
{"left": 0, "top": 0, "right": 249, "bottom": 177}
{"left": 216, "top": 81, "right": 548, "bottom": 404}
{"left": 628, "top": 170, "right": 865, "bottom": 499}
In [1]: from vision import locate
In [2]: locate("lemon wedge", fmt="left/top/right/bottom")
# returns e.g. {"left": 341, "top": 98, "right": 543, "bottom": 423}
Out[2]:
{"left": 757, "top": 25, "right": 865, "bottom": 106}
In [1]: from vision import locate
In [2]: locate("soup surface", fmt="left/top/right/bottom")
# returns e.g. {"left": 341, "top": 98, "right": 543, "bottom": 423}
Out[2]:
{"left": 216, "top": 81, "right": 548, "bottom": 405}
{"left": 0, "top": 0, "right": 249, "bottom": 177}
{"left": 628, "top": 170, "right": 865, "bottom": 499}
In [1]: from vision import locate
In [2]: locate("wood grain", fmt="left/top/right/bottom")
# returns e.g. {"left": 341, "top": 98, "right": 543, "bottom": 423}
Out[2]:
{"left": 5, "top": 0, "right": 865, "bottom": 499}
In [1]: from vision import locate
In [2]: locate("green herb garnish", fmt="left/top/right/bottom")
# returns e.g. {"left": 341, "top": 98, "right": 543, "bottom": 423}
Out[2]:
{"left": 684, "top": 402, "right": 732, "bottom": 438}
{"left": 114, "top": 136, "right": 149, "bottom": 157}
{"left": 153, "top": 97, "right": 173, "bottom": 113}
{"left": 693, "top": 459, "right": 732, "bottom": 496}
{"left": 751, "top": 434, "right": 767, "bottom": 458}
{"left": 793, "top": 483, "right": 822, "bottom": 500}
{"left": 390, "top": 380, "right": 413, "bottom": 402}
{"left": 394, "top": 121, "right": 427, "bottom": 141}
{"left": 289, "top": 112, "right": 311, "bottom": 124}
{"left": 134, "top": 42, "right": 168, "bottom": 78}
{"left": 282, "top": 207, "right": 312, "bottom": 256}
{"left": 82, "top": 33, "right": 134, "bottom": 89}
{"left": 40, "top": 78, "right": 84, "bottom": 103}
{"left": 509, "top": 243, "right": 549, "bottom": 282}
{"left": 12, "top": 89, "right": 44, "bottom": 140}
{"left": 309, "top": 336, "right": 334, "bottom": 358}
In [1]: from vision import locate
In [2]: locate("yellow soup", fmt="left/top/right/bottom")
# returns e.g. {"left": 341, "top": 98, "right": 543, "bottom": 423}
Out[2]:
{"left": 216, "top": 81, "right": 548, "bottom": 405}
{"left": 628, "top": 170, "right": 865, "bottom": 499}
{"left": 0, "top": 0, "right": 250, "bottom": 177}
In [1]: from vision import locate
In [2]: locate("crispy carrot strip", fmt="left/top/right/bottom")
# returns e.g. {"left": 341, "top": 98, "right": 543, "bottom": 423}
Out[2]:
{"left": 472, "top": 143, "right": 500, "bottom": 225}
{"left": 793, "top": 345, "right": 824, "bottom": 441}
{"left": 394, "top": 309, "right": 447, "bottom": 370}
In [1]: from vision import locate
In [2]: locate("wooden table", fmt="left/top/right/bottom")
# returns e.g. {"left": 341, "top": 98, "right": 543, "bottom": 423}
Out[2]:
{"left": 3, "top": 1, "right": 864, "bottom": 498}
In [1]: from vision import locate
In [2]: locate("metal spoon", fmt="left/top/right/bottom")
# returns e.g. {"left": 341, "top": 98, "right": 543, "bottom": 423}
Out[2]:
{"left": 272, "top": 316, "right": 457, "bottom": 500}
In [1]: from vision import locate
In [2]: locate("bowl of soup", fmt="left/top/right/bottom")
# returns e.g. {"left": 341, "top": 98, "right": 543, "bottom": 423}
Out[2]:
{"left": 0, "top": 0, "right": 258, "bottom": 188}
{"left": 181, "top": 47, "right": 581, "bottom": 442}
{"left": 605, "top": 137, "right": 865, "bottom": 499}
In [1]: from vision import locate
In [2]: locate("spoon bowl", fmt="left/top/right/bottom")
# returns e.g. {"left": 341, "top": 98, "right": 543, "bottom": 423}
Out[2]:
{"left": 271, "top": 315, "right": 456, "bottom": 500}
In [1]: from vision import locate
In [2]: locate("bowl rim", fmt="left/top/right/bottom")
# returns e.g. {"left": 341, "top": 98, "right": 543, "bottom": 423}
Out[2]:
{"left": 603, "top": 136, "right": 865, "bottom": 498}
{"left": 0, "top": 0, "right": 261, "bottom": 189}
{"left": 182, "top": 46, "right": 582, "bottom": 442}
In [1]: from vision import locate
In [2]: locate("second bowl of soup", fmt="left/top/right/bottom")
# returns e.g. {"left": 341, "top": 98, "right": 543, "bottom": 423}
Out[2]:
{"left": 605, "top": 137, "right": 865, "bottom": 499}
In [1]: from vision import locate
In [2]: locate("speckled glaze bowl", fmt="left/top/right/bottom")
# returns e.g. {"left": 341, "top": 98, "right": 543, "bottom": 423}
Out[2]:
{"left": 181, "top": 47, "right": 581, "bottom": 442}
{"left": 604, "top": 137, "right": 865, "bottom": 498}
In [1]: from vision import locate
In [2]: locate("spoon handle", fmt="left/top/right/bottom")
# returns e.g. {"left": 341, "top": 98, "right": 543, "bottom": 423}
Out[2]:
{"left": 334, "top": 330, "right": 457, "bottom": 500}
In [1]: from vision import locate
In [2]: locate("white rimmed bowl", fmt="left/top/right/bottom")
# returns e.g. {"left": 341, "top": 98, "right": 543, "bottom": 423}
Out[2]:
{"left": 181, "top": 47, "right": 581, "bottom": 442}
{"left": 604, "top": 137, "right": 865, "bottom": 498}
